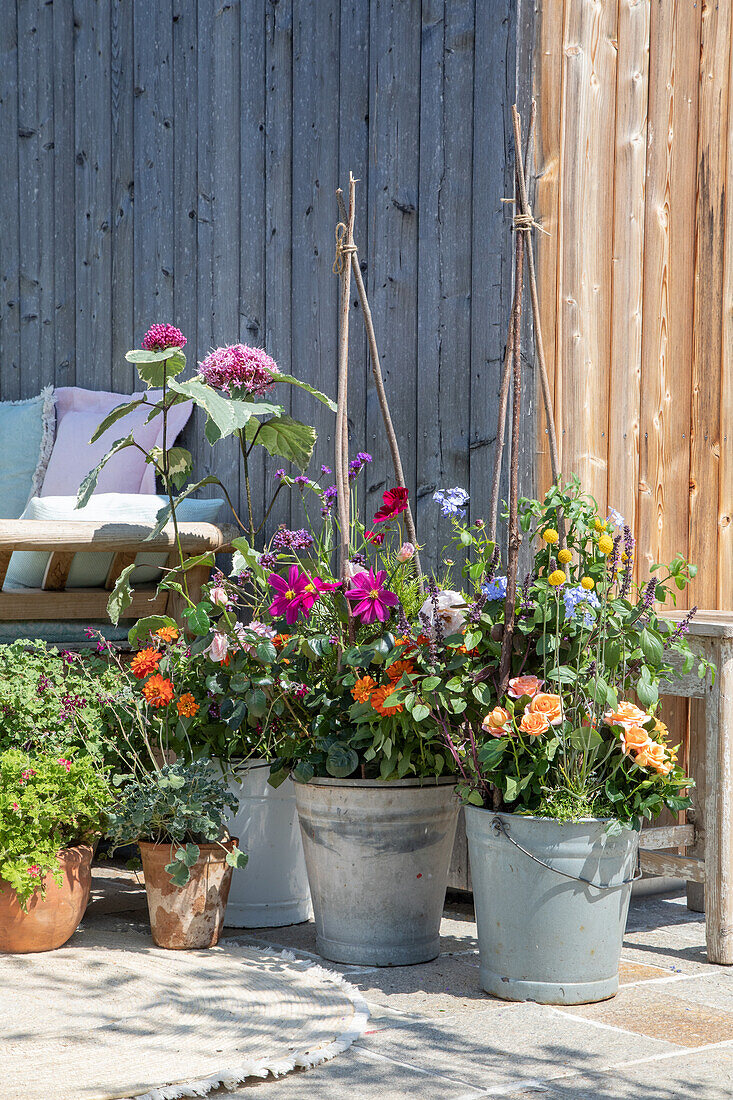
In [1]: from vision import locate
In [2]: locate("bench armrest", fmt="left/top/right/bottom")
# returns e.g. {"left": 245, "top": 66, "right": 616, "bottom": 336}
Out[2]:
{"left": 0, "top": 520, "right": 237, "bottom": 555}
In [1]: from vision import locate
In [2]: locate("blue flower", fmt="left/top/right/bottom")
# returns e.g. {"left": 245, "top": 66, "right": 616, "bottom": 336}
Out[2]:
{"left": 563, "top": 585, "right": 600, "bottom": 627}
{"left": 481, "top": 575, "right": 507, "bottom": 601}
{"left": 434, "top": 487, "right": 470, "bottom": 519}
{"left": 607, "top": 508, "right": 625, "bottom": 528}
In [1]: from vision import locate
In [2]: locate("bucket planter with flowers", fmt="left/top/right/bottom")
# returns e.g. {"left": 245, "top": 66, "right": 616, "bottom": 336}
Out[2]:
{"left": 442, "top": 480, "right": 709, "bottom": 1005}
{"left": 0, "top": 749, "right": 110, "bottom": 952}
{"left": 107, "top": 759, "right": 247, "bottom": 949}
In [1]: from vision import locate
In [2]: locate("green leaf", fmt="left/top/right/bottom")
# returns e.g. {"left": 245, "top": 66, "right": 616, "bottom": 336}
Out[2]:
{"left": 570, "top": 725, "right": 603, "bottom": 750}
{"left": 77, "top": 435, "right": 135, "bottom": 508}
{"left": 412, "top": 703, "right": 430, "bottom": 722}
{"left": 127, "top": 615, "right": 178, "bottom": 649}
{"left": 183, "top": 604, "right": 211, "bottom": 635}
{"left": 167, "top": 377, "right": 276, "bottom": 442}
{"left": 504, "top": 775, "right": 519, "bottom": 802}
{"left": 226, "top": 847, "right": 249, "bottom": 869}
{"left": 180, "top": 843, "right": 200, "bottom": 867}
{"left": 246, "top": 687, "right": 267, "bottom": 717}
{"left": 636, "top": 677, "right": 658, "bottom": 709}
{"left": 127, "top": 348, "right": 187, "bottom": 387}
{"left": 165, "top": 861, "right": 191, "bottom": 887}
{"left": 326, "top": 743, "right": 359, "bottom": 778}
{"left": 640, "top": 628, "right": 664, "bottom": 667}
{"left": 89, "top": 398, "right": 147, "bottom": 443}
{"left": 107, "top": 564, "right": 136, "bottom": 625}
{"left": 148, "top": 446, "right": 193, "bottom": 490}
{"left": 126, "top": 348, "right": 177, "bottom": 364}
{"left": 466, "top": 790, "right": 484, "bottom": 806}
{"left": 274, "top": 371, "right": 337, "bottom": 410}
{"left": 292, "top": 761, "right": 315, "bottom": 784}
{"left": 244, "top": 414, "right": 317, "bottom": 470}
{"left": 422, "top": 676, "right": 440, "bottom": 692}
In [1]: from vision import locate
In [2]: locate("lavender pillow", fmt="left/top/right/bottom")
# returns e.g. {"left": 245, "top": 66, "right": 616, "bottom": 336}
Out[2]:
{"left": 40, "top": 387, "right": 193, "bottom": 496}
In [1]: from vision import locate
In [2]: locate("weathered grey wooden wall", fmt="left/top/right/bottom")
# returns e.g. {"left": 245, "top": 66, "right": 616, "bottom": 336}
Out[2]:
{"left": 0, "top": 0, "right": 536, "bottom": 558}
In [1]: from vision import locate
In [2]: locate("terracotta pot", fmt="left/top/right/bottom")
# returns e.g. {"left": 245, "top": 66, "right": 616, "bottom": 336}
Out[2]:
{"left": 0, "top": 843, "right": 93, "bottom": 953}
{"left": 139, "top": 838, "right": 236, "bottom": 950}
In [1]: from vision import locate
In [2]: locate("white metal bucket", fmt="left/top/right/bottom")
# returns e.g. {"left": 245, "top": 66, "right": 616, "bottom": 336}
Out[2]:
{"left": 222, "top": 759, "right": 312, "bottom": 928}
{"left": 465, "top": 808, "right": 639, "bottom": 1004}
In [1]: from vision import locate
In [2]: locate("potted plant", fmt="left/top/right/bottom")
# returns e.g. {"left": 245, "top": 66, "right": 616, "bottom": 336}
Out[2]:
{"left": 107, "top": 758, "right": 247, "bottom": 949}
{"left": 443, "top": 480, "right": 709, "bottom": 1004}
{"left": 80, "top": 328, "right": 335, "bottom": 930}
{"left": 0, "top": 748, "right": 111, "bottom": 952}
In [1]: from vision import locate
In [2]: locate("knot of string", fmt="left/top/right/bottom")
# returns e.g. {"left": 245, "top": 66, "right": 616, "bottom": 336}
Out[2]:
{"left": 333, "top": 222, "right": 358, "bottom": 274}
{"left": 501, "top": 197, "right": 549, "bottom": 235}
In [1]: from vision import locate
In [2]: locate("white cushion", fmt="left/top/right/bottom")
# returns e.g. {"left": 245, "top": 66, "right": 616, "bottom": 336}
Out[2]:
{"left": 4, "top": 494, "right": 225, "bottom": 590}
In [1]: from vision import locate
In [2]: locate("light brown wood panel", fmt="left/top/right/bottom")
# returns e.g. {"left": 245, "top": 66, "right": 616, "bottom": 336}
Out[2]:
{"left": 720, "top": 20, "right": 733, "bottom": 607}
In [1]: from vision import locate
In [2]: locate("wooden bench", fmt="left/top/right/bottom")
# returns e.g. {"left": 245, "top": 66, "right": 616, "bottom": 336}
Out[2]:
{"left": 640, "top": 610, "right": 733, "bottom": 965}
{"left": 0, "top": 520, "right": 234, "bottom": 634}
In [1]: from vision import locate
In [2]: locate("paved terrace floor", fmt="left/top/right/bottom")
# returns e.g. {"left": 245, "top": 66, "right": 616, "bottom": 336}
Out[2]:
{"left": 86, "top": 866, "right": 733, "bottom": 1099}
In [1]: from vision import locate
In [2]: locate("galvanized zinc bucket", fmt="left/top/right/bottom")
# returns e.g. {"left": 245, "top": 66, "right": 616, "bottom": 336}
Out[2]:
{"left": 295, "top": 777, "right": 459, "bottom": 966}
{"left": 220, "top": 759, "right": 312, "bottom": 928}
{"left": 465, "top": 808, "right": 639, "bottom": 1004}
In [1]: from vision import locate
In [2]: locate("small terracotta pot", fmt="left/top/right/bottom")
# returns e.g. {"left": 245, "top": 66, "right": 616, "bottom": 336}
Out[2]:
{"left": 139, "top": 838, "right": 236, "bottom": 950}
{"left": 0, "top": 843, "right": 94, "bottom": 953}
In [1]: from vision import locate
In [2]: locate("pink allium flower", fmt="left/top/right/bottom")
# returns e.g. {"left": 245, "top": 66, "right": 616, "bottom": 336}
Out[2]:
{"left": 141, "top": 323, "right": 187, "bottom": 351}
{"left": 268, "top": 566, "right": 311, "bottom": 625}
{"left": 345, "top": 569, "right": 399, "bottom": 625}
{"left": 199, "top": 343, "right": 279, "bottom": 396}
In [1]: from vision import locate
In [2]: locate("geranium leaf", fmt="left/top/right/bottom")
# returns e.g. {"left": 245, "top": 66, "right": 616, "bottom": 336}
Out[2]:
{"left": 244, "top": 414, "right": 316, "bottom": 470}
{"left": 89, "top": 398, "right": 147, "bottom": 443}
{"left": 77, "top": 435, "right": 135, "bottom": 508}
{"left": 273, "top": 372, "right": 337, "bottom": 411}
{"left": 107, "top": 564, "right": 136, "bottom": 625}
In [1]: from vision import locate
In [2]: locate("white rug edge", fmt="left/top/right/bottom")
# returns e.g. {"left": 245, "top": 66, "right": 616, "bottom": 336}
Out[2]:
{"left": 122, "top": 948, "right": 370, "bottom": 1100}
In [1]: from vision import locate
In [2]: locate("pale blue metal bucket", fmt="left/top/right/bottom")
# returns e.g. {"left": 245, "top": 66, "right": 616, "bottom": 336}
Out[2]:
{"left": 465, "top": 808, "right": 640, "bottom": 1004}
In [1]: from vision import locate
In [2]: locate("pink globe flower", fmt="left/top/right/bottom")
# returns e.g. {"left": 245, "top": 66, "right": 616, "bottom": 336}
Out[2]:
{"left": 141, "top": 323, "right": 187, "bottom": 351}
{"left": 200, "top": 344, "right": 279, "bottom": 396}
{"left": 345, "top": 569, "right": 399, "bottom": 625}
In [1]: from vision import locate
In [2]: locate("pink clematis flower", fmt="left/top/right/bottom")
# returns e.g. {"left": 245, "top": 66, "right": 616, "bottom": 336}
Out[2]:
{"left": 345, "top": 569, "right": 400, "bottom": 624}
{"left": 267, "top": 566, "right": 311, "bottom": 625}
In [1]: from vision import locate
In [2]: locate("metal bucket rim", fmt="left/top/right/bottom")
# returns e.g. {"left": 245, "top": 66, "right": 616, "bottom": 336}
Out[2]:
{"left": 466, "top": 806, "right": 638, "bottom": 830}
{"left": 299, "top": 775, "right": 457, "bottom": 789}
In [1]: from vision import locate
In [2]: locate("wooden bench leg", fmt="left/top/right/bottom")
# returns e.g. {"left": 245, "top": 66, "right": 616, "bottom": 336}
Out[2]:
{"left": 687, "top": 696, "right": 706, "bottom": 913}
{"left": 706, "top": 639, "right": 733, "bottom": 964}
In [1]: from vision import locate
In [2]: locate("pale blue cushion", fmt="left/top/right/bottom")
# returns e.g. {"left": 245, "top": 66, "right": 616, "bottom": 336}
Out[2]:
{"left": 0, "top": 388, "right": 55, "bottom": 518}
{"left": 5, "top": 493, "right": 225, "bottom": 590}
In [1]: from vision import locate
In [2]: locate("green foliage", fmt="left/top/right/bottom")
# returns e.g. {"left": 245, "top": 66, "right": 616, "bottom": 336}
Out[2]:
{"left": 0, "top": 749, "right": 111, "bottom": 907}
{"left": 244, "top": 414, "right": 317, "bottom": 469}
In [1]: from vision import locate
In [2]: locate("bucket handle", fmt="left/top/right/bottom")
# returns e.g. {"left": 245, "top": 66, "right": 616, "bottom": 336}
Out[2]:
{"left": 491, "top": 816, "right": 642, "bottom": 891}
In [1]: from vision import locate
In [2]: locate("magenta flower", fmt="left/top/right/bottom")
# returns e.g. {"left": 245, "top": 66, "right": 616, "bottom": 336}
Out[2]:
{"left": 267, "top": 566, "right": 311, "bottom": 625}
{"left": 141, "top": 323, "right": 187, "bottom": 351}
{"left": 345, "top": 569, "right": 399, "bottom": 624}
{"left": 299, "top": 576, "right": 341, "bottom": 616}
{"left": 199, "top": 343, "right": 279, "bottom": 396}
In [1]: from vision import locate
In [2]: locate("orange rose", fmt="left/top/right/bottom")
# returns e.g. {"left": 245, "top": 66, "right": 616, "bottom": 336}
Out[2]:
{"left": 621, "top": 724, "right": 653, "bottom": 755}
{"left": 604, "top": 701, "right": 648, "bottom": 730}
{"left": 519, "top": 710, "right": 549, "bottom": 737}
{"left": 482, "top": 707, "right": 512, "bottom": 737}
{"left": 529, "top": 693, "right": 563, "bottom": 725}
{"left": 635, "top": 742, "right": 670, "bottom": 774}
{"left": 507, "top": 675, "right": 543, "bottom": 700}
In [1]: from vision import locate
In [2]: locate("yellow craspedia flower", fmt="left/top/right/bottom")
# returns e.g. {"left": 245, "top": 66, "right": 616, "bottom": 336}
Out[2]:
{"left": 581, "top": 576, "right": 594, "bottom": 590}
{"left": 541, "top": 528, "right": 559, "bottom": 545}
{"left": 558, "top": 548, "right": 572, "bottom": 564}
{"left": 594, "top": 518, "right": 606, "bottom": 532}
{"left": 597, "top": 534, "right": 614, "bottom": 555}
{"left": 548, "top": 569, "right": 566, "bottom": 587}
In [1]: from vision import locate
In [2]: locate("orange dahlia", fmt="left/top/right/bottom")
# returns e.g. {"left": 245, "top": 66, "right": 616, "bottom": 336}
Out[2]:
{"left": 130, "top": 647, "right": 162, "bottom": 680}
{"left": 142, "top": 674, "right": 175, "bottom": 708}
{"left": 371, "top": 684, "right": 404, "bottom": 716}
{"left": 387, "top": 659, "right": 414, "bottom": 682}
{"left": 176, "top": 692, "right": 200, "bottom": 718}
{"left": 155, "top": 626, "right": 179, "bottom": 644}
{"left": 352, "top": 675, "right": 377, "bottom": 704}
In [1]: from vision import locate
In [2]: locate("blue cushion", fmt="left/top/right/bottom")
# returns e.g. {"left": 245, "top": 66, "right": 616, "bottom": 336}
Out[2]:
{"left": 4, "top": 493, "right": 225, "bottom": 590}
{"left": 0, "top": 388, "right": 55, "bottom": 518}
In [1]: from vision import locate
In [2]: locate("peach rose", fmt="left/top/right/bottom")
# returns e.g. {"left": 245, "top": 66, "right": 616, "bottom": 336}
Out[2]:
{"left": 621, "top": 724, "right": 653, "bottom": 756}
{"left": 529, "top": 692, "right": 563, "bottom": 726}
{"left": 482, "top": 707, "right": 512, "bottom": 737}
{"left": 508, "top": 675, "right": 543, "bottom": 700}
{"left": 635, "top": 742, "right": 670, "bottom": 774}
{"left": 604, "top": 701, "right": 648, "bottom": 730}
{"left": 519, "top": 710, "right": 550, "bottom": 737}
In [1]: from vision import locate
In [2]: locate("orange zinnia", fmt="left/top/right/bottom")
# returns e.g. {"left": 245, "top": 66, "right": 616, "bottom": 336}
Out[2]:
{"left": 352, "top": 675, "right": 377, "bottom": 704}
{"left": 371, "top": 684, "right": 404, "bottom": 716}
{"left": 387, "top": 659, "right": 414, "bottom": 682}
{"left": 156, "top": 626, "right": 179, "bottom": 644}
{"left": 176, "top": 692, "right": 200, "bottom": 718}
{"left": 130, "top": 647, "right": 162, "bottom": 680}
{"left": 142, "top": 674, "right": 175, "bottom": 708}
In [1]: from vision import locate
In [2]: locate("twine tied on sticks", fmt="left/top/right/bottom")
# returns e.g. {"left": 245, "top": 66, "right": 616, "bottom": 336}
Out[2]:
{"left": 333, "top": 222, "right": 358, "bottom": 275}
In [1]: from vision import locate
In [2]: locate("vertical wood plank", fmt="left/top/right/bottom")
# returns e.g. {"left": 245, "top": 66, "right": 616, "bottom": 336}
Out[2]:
{"left": 134, "top": 0, "right": 174, "bottom": 368}
{"left": 534, "top": 0, "right": 565, "bottom": 492}
{"left": 18, "top": 0, "right": 55, "bottom": 398}
{"left": 367, "top": 0, "right": 420, "bottom": 524}
{"left": 608, "top": 0, "right": 650, "bottom": 530}
{"left": 52, "top": 0, "right": 76, "bottom": 388}
{"left": 110, "top": 0, "right": 134, "bottom": 392}
{"left": 74, "top": 0, "right": 112, "bottom": 390}
{"left": 0, "top": 4, "right": 20, "bottom": 400}
{"left": 719, "top": 6, "right": 733, "bottom": 610}
{"left": 173, "top": 0, "right": 199, "bottom": 393}
{"left": 560, "top": 0, "right": 618, "bottom": 513}
{"left": 291, "top": 0, "right": 339, "bottom": 529}
{"left": 238, "top": 0, "right": 266, "bottom": 535}
{"left": 264, "top": 0, "right": 294, "bottom": 537}
{"left": 196, "top": 0, "right": 215, "bottom": 498}
{"left": 690, "top": 0, "right": 731, "bottom": 609}
{"left": 638, "top": 0, "right": 699, "bottom": 581}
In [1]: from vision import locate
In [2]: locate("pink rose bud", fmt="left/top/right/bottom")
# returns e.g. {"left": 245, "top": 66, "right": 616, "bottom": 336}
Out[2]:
{"left": 209, "top": 586, "right": 228, "bottom": 606}
{"left": 397, "top": 542, "right": 415, "bottom": 563}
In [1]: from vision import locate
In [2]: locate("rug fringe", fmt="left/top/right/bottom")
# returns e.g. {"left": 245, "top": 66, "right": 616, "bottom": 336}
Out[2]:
{"left": 125, "top": 949, "right": 370, "bottom": 1100}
